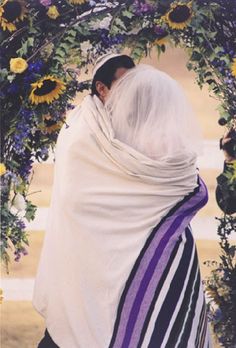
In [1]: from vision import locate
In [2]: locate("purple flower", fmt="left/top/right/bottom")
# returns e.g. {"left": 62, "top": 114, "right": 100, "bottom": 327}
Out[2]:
{"left": 154, "top": 26, "right": 167, "bottom": 36}
{"left": 133, "top": 0, "right": 155, "bottom": 16}
{"left": 40, "top": 0, "right": 52, "bottom": 6}
{"left": 21, "top": 109, "right": 33, "bottom": 120}
{"left": 100, "top": 30, "right": 125, "bottom": 48}
{"left": 23, "top": 73, "right": 37, "bottom": 86}
{"left": 28, "top": 60, "right": 44, "bottom": 74}
{"left": 213, "top": 308, "right": 223, "bottom": 322}
{"left": 18, "top": 157, "right": 34, "bottom": 179}
{"left": 7, "top": 83, "right": 20, "bottom": 95}
{"left": 16, "top": 219, "right": 26, "bottom": 229}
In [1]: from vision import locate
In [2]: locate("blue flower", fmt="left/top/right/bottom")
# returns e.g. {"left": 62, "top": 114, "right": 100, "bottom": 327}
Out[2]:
{"left": 28, "top": 60, "right": 44, "bottom": 74}
{"left": 100, "top": 30, "right": 125, "bottom": 48}
{"left": 213, "top": 308, "right": 223, "bottom": 323}
{"left": 7, "top": 83, "right": 20, "bottom": 95}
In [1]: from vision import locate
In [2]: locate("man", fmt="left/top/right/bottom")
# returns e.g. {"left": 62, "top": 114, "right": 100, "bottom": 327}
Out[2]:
{"left": 35, "top": 53, "right": 135, "bottom": 348}
{"left": 91, "top": 53, "right": 135, "bottom": 102}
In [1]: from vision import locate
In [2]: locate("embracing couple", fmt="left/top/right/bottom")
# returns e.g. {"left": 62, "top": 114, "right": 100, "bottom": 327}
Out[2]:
{"left": 33, "top": 53, "right": 233, "bottom": 348}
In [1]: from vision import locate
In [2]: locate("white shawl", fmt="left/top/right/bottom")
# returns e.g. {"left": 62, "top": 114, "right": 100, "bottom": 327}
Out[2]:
{"left": 33, "top": 94, "right": 199, "bottom": 348}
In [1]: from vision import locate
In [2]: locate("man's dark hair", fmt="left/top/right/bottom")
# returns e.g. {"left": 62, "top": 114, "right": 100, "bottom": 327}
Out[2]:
{"left": 91, "top": 55, "right": 135, "bottom": 96}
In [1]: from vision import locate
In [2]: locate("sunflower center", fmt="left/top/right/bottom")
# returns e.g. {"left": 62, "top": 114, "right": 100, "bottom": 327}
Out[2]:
{"left": 169, "top": 5, "right": 191, "bottom": 23}
{"left": 34, "top": 80, "right": 57, "bottom": 96}
{"left": 3, "top": 1, "right": 22, "bottom": 22}
{"left": 44, "top": 119, "right": 57, "bottom": 127}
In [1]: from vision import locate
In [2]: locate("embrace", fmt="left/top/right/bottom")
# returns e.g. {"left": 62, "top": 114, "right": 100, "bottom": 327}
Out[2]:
{"left": 33, "top": 53, "right": 216, "bottom": 348}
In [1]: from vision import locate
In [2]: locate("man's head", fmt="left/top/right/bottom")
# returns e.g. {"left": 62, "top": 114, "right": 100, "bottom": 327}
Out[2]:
{"left": 91, "top": 54, "right": 135, "bottom": 103}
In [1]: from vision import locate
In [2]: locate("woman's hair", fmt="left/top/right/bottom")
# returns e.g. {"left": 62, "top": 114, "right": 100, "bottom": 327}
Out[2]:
{"left": 91, "top": 55, "right": 135, "bottom": 96}
{"left": 105, "top": 64, "right": 203, "bottom": 160}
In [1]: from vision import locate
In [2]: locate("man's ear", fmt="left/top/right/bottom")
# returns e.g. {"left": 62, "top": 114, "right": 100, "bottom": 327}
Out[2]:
{"left": 95, "top": 81, "right": 109, "bottom": 99}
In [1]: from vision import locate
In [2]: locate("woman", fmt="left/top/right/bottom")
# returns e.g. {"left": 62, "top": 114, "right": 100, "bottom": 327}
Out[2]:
{"left": 33, "top": 63, "right": 212, "bottom": 347}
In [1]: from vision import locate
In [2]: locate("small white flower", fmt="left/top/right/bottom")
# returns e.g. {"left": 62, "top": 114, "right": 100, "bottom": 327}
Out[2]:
{"left": 12, "top": 193, "right": 27, "bottom": 212}
{"left": 80, "top": 40, "right": 93, "bottom": 57}
{"left": 90, "top": 14, "right": 112, "bottom": 30}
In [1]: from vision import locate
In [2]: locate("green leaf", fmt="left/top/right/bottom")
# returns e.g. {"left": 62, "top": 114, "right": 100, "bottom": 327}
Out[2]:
{"left": 16, "top": 37, "right": 34, "bottom": 56}
{"left": 114, "top": 18, "right": 126, "bottom": 30}
{"left": 59, "top": 43, "right": 70, "bottom": 51}
{"left": 122, "top": 10, "right": 133, "bottom": 19}
{"left": 191, "top": 51, "right": 202, "bottom": 61}
{"left": 67, "top": 29, "right": 77, "bottom": 37}
{"left": 55, "top": 48, "right": 66, "bottom": 57}
{"left": 64, "top": 36, "right": 76, "bottom": 44}
{"left": 54, "top": 55, "right": 65, "bottom": 63}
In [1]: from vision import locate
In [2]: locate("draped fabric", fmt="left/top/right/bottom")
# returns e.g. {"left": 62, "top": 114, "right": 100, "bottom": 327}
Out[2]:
{"left": 33, "top": 94, "right": 212, "bottom": 348}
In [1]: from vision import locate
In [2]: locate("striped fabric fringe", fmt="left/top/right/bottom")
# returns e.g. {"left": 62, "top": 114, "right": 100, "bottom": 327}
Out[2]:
{"left": 109, "top": 176, "right": 212, "bottom": 348}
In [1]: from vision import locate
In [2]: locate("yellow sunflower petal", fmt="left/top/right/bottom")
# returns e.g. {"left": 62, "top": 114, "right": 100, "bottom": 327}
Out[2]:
{"left": 0, "top": 0, "right": 27, "bottom": 32}
{"left": 29, "top": 75, "right": 66, "bottom": 105}
{"left": 162, "top": 2, "right": 193, "bottom": 30}
{"left": 231, "top": 58, "right": 236, "bottom": 78}
{"left": 0, "top": 163, "right": 7, "bottom": 176}
{"left": 68, "top": 0, "right": 87, "bottom": 4}
{"left": 47, "top": 5, "right": 60, "bottom": 20}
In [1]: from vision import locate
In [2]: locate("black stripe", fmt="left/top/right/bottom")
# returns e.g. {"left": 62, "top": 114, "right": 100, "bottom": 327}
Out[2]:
{"left": 164, "top": 240, "right": 200, "bottom": 347}
{"left": 177, "top": 271, "right": 201, "bottom": 347}
{"left": 148, "top": 227, "right": 194, "bottom": 348}
{"left": 199, "top": 308, "right": 208, "bottom": 348}
{"left": 195, "top": 299, "right": 206, "bottom": 347}
{"left": 137, "top": 229, "right": 184, "bottom": 348}
{"left": 108, "top": 178, "right": 201, "bottom": 348}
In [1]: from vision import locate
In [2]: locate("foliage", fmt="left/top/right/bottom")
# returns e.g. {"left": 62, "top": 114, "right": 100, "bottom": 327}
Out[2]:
{"left": 204, "top": 216, "right": 236, "bottom": 348}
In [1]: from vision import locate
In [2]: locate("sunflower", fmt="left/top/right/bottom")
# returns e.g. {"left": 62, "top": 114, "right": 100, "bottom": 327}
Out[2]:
{"left": 153, "top": 34, "right": 169, "bottom": 46}
{"left": 231, "top": 58, "right": 236, "bottom": 78}
{"left": 41, "top": 114, "right": 64, "bottom": 134}
{"left": 0, "top": 0, "right": 27, "bottom": 32}
{"left": 68, "top": 0, "right": 87, "bottom": 4}
{"left": 0, "top": 163, "right": 6, "bottom": 176}
{"left": 162, "top": 2, "right": 193, "bottom": 30}
{"left": 10, "top": 57, "right": 28, "bottom": 73}
{"left": 29, "top": 75, "right": 66, "bottom": 105}
{"left": 47, "top": 5, "right": 60, "bottom": 20}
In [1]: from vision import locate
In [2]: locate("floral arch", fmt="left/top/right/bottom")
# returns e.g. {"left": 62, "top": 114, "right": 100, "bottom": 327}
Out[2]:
{"left": 0, "top": 0, "right": 235, "bottom": 345}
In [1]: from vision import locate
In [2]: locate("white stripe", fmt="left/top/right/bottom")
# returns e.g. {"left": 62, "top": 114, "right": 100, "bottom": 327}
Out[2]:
{"left": 180, "top": 224, "right": 207, "bottom": 347}
{"left": 204, "top": 324, "right": 213, "bottom": 348}
{"left": 175, "top": 263, "right": 199, "bottom": 346}
{"left": 199, "top": 307, "right": 208, "bottom": 348}
{"left": 160, "top": 232, "right": 196, "bottom": 348}
{"left": 187, "top": 290, "right": 204, "bottom": 345}
{"left": 141, "top": 231, "right": 187, "bottom": 348}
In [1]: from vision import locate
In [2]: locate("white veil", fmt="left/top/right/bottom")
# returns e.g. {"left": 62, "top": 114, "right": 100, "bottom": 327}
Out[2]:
{"left": 105, "top": 64, "right": 203, "bottom": 161}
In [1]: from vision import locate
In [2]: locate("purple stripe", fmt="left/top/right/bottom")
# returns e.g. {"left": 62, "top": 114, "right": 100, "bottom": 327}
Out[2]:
{"left": 112, "top": 178, "right": 208, "bottom": 348}
{"left": 125, "top": 185, "right": 208, "bottom": 347}
{"left": 113, "top": 179, "right": 207, "bottom": 347}
{"left": 126, "top": 218, "right": 192, "bottom": 346}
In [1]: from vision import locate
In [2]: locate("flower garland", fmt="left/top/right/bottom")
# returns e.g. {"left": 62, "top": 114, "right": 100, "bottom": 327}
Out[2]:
{"left": 0, "top": 0, "right": 235, "bottom": 344}
{"left": 204, "top": 215, "right": 236, "bottom": 347}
